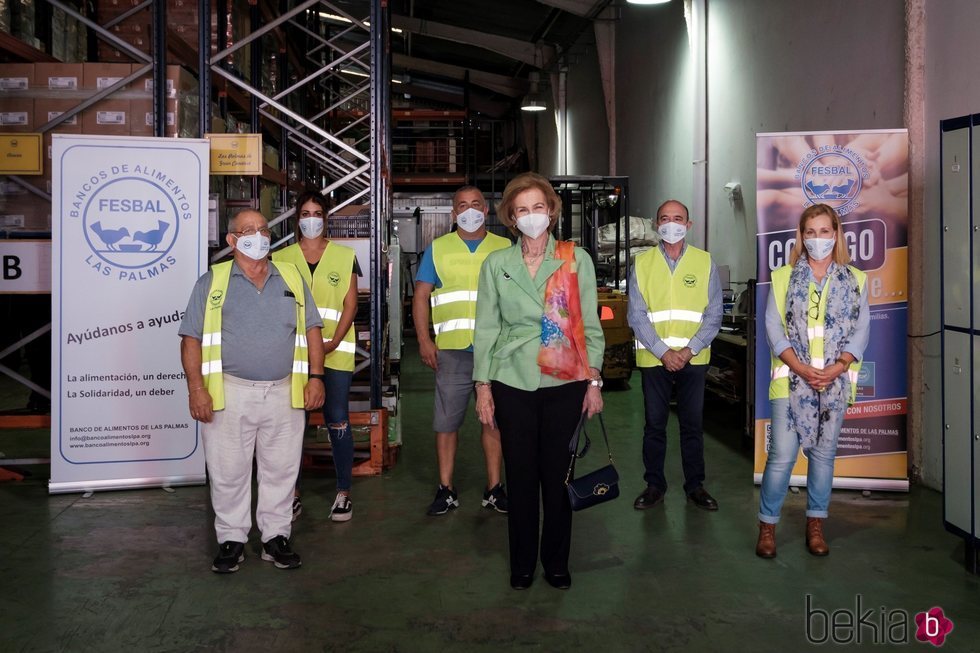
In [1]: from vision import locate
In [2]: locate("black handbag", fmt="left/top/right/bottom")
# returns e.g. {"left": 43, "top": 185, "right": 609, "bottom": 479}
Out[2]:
{"left": 564, "top": 412, "right": 619, "bottom": 511}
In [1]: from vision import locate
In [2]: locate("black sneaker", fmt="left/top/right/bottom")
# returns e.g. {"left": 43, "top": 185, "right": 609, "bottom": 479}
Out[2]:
{"left": 291, "top": 496, "right": 302, "bottom": 522}
{"left": 330, "top": 492, "right": 353, "bottom": 522}
{"left": 261, "top": 535, "right": 301, "bottom": 569}
{"left": 426, "top": 485, "right": 459, "bottom": 516}
{"left": 211, "top": 541, "right": 245, "bottom": 574}
{"left": 481, "top": 483, "right": 509, "bottom": 513}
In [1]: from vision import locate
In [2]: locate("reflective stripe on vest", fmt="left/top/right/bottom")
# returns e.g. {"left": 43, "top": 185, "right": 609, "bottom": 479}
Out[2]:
{"left": 634, "top": 245, "right": 712, "bottom": 368}
{"left": 201, "top": 260, "right": 309, "bottom": 410}
{"left": 768, "top": 264, "right": 866, "bottom": 403}
{"left": 272, "top": 242, "right": 356, "bottom": 372}
{"left": 430, "top": 232, "right": 511, "bottom": 350}
{"left": 434, "top": 318, "right": 476, "bottom": 335}
{"left": 325, "top": 338, "right": 357, "bottom": 354}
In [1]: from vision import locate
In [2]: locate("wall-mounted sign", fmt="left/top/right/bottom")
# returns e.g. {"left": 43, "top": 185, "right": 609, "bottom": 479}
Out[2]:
{"left": 0, "top": 133, "right": 43, "bottom": 174}
{"left": 0, "top": 239, "right": 51, "bottom": 293}
{"left": 206, "top": 133, "right": 262, "bottom": 175}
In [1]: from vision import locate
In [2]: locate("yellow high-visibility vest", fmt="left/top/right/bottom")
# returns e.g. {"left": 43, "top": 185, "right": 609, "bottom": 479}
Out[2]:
{"left": 768, "top": 263, "right": 866, "bottom": 403}
{"left": 634, "top": 245, "right": 712, "bottom": 367}
{"left": 430, "top": 231, "right": 511, "bottom": 350}
{"left": 201, "top": 260, "right": 310, "bottom": 410}
{"left": 273, "top": 242, "right": 356, "bottom": 372}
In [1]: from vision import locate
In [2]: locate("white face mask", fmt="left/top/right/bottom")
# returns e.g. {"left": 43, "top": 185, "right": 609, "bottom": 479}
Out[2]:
{"left": 299, "top": 217, "right": 324, "bottom": 239}
{"left": 515, "top": 212, "right": 550, "bottom": 239}
{"left": 658, "top": 221, "right": 688, "bottom": 244}
{"left": 455, "top": 207, "right": 485, "bottom": 233}
{"left": 804, "top": 237, "right": 836, "bottom": 261}
{"left": 235, "top": 233, "right": 270, "bottom": 260}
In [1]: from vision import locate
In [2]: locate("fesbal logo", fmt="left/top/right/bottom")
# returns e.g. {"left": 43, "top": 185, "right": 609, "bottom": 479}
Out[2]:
{"left": 67, "top": 164, "right": 194, "bottom": 282}
{"left": 796, "top": 145, "right": 870, "bottom": 216}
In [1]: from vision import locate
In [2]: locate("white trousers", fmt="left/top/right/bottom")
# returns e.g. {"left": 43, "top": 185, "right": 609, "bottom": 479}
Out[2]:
{"left": 202, "top": 374, "right": 305, "bottom": 544}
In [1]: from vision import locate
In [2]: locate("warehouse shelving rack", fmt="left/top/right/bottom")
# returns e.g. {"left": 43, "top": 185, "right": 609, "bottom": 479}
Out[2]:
{"left": 0, "top": 1, "right": 394, "bottom": 473}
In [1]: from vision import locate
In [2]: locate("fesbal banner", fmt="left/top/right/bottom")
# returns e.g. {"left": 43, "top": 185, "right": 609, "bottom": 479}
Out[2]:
{"left": 50, "top": 135, "right": 209, "bottom": 493}
{"left": 754, "top": 129, "right": 909, "bottom": 491}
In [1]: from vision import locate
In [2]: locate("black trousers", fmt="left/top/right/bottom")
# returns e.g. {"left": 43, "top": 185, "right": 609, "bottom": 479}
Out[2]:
{"left": 492, "top": 380, "right": 587, "bottom": 577}
{"left": 640, "top": 364, "right": 708, "bottom": 495}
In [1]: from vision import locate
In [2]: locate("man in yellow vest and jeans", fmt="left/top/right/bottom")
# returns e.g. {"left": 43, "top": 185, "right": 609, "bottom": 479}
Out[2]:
{"left": 179, "top": 210, "right": 325, "bottom": 573}
{"left": 627, "top": 200, "right": 723, "bottom": 512}
{"left": 413, "top": 186, "right": 512, "bottom": 516}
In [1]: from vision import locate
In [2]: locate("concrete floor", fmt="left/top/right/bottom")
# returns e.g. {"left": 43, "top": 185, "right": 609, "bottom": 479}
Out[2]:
{"left": 1, "top": 341, "right": 979, "bottom": 652}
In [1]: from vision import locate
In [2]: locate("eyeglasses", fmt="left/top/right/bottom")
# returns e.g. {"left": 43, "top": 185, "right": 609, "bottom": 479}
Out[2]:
{"left": 234, "top": 227, "right": 272, "bottom": 237}
{"left": 808, "top": 288, "right": 822, "bottom": 320}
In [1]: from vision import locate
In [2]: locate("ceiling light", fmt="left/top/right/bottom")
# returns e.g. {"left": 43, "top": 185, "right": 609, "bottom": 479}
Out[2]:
{"left": 626, "top": 0, "right": 671, "bottom": 4}
{"left": 520, "top": 98, "right": 547, "bottom": 112}
{"left": 521, "top": 72, "right": 547, "bottom": 112}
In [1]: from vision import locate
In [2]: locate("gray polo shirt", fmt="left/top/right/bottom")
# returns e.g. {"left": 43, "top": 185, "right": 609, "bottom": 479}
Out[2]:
{"left": 178, "top": 261, "right": 322, "bottom": 381}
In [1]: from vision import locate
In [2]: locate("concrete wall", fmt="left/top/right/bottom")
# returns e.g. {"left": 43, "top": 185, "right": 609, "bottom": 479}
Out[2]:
{"left": 537, "top": 34, "right": 610, "bottom": 178}
{"left": 616, "top": 0, "right": 695, "bottom": 222}
{"left": 705, "top": 0, "right": 905, "bottom": 283}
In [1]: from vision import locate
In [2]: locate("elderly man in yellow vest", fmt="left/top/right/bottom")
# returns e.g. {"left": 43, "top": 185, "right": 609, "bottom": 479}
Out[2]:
{"left": 627, "top": 200, "right": 723, "bottom": 512}
{"left": 178, "top": 209, "right": 325, "bottom": 573}
{"left": 413, "top": 186, "right": 512, "bottom": 516}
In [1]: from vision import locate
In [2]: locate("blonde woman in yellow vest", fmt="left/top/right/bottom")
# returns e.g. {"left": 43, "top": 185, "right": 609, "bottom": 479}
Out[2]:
{"left": 413, "top": 186, "right": 512, "bottom": 516}
{"left": 179, "top": 209, "right": 325, "bottom": 573}
{"left": 756, "top": 204, "right": 870, "bottom": 559}
{"left": 273, "top": 191, "right": 359, "bottom": 523}
{"left": 627, "top": 200, "right": 723, "bottom": 513}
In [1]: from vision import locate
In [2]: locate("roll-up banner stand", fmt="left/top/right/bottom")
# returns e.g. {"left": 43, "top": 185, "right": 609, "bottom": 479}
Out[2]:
{"left": 50, "top": 135, "right": 209, "bottom": 494}
{"left": 754, "top": 129, "right": 910, "bottom": 491}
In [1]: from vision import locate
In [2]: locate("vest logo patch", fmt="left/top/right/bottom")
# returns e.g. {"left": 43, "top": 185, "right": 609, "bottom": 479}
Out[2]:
{"left": 683, "top": 274, "right": 697, "bottom": 288}
{"left": 209, "top": 289, "right": 224, "bottom": 307}
{"left": 328, "top": 271, "right": 341, "bottom": 286}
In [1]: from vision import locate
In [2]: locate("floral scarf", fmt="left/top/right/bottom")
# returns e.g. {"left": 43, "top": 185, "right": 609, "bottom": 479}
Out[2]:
{"left": 537, "top": 240, "right": 590, "bottom": 380}
{"left": 785, "top": 256, "right": 861, "bottom": 449}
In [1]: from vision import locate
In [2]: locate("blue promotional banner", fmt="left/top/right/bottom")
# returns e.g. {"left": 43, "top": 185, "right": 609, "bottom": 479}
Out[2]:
{"left": 50, "top": 135, "right": 209, "bottom": 493}
{"left": 754, "top": 130, "right": 909, "bottom": 490}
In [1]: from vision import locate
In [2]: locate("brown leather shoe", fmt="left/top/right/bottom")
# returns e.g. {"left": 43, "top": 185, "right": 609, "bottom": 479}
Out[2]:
{"left": 806, "top": 517, "right": 830, "bottom": 556}
{"left": 756, "top": 522, "right": 777, "bottom": 558}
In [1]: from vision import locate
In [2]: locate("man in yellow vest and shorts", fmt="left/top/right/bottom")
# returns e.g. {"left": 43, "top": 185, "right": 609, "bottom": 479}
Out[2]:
{"left": 179, "top": 209, "right": 325, "bottom": 573}
{"left": 627, "top": 200, "right": 723, "bottom": 512}
{"left": 413, "top": 186, "right": 512, "bottom": 516}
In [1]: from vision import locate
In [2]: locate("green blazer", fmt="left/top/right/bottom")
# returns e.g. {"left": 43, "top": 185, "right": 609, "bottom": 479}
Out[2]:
{"left": 473, "top": 236, "right": 605, "bottom": 391}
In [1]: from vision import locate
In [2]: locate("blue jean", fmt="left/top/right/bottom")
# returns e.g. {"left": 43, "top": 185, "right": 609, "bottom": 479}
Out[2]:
{"left": 324, "top": 368, "right": 354, "bottom": 492}
{"left": 758, "top": 398, "right": 843, "bottom": 523}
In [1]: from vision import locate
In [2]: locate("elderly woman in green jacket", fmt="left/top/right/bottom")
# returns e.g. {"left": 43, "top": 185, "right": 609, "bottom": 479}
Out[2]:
{"left": 473, "top": 172, "right": 605, "bottom": 591}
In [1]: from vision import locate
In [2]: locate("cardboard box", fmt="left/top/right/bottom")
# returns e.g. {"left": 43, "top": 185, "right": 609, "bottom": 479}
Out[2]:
{"left": 134, "top": 64, "right": 197, "bottom": 99}
{"left": 34, "top": 63, "right": 83, "bottom": 92}
{"left": 83, "top": 62, "right": 132, "bottom": 91}
{"left": 0, "top": 193, "right": 51, "bottom": 231}
{"left": 82, "top": 101, "right": 129, "bottom": 135}
{"left": 0, "top": 63, "right": 34, "bottom": 91}
{"left": 131, "top": 64, "right": 199, "bottom": 136}
{"left": 0, "top": 98, "right": 33, "bottom": 131}
{"left": 82, "top": 63, "right": 132, "bottom": 135}
{"left": 35, "top": 99, "right": 81, "bottom": 133}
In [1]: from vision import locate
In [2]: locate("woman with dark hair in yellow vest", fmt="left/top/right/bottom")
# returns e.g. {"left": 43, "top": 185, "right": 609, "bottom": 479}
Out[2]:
{"left": 756, "top": 203, "right": 870, "bottom": 559}
{"left": 273, "top": 191, "right": 359, "bottom": 522}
